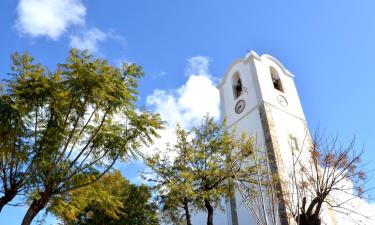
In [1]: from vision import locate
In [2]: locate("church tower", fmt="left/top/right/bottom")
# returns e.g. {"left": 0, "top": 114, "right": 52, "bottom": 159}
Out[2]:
{"left": 218, "top": 51, "right": 311, "bottom": 225}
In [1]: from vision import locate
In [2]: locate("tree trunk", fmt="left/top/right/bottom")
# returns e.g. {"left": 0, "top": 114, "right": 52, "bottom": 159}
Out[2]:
{"left": 21, "top": 191, "right": 51, "bottom": 225}
{"left": 296, "top": 213, "right": 321, "bottom": 225}
{"left": 297, "top": 197, "right": 322, "bottom": 225}
{"left": 0, "top": 188, "right": 18, "bottom": 212}
{"left": 296, "top": 213, "right": 307, "bottom": 225}
{"left": 204, "top": 199, "right": 214, "bottom": 225}
{"left": 183, "top": 198, "right": 192, "bottom": 225}
{"left": 308, "top": 215, "right": 321, "bottom": 225}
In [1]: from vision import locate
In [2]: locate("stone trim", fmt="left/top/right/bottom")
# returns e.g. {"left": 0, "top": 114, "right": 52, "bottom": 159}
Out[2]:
{"left": 259, "top": 102, "right": 291, "bottom": 225}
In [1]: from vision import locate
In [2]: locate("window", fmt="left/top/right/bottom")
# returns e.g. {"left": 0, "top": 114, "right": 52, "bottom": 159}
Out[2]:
{"left": 232, "top": 72, "right": 243, "bottom": 99}
{"left": 270, "top": 67, "right": 284, "bottom": 92}
{"left": 289, "top": 136, "right": 299, "bottom": 150}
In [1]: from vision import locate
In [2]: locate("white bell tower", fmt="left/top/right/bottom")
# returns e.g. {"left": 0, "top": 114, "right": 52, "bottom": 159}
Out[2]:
{"left": 218, "top": 51, "right": 311, "bottom": 225}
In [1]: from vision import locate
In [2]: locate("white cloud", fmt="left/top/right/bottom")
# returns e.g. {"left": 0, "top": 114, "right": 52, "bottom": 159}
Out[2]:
{"left": 178, "top": 75, "right": 220, "bottom": 123}
{"left": 15, "top": 0, "right": 86, "bottom": 40}
{"left": 151, "top": 71, "right": 166, "bottom": 79}
{"left": 144, "top": 56, "right": 220, "bottom": 157}
{"left": 69, "top": 28, "right": 126, "bottom": 54}
{"left": 335, "top": 199, "right": 375, "bottom": 225}
{"left": 185, "top": 56, "right": 210, "bottom": 76}
{"left": 69, "top": 28, "right": 107, "bottom": 53}
{"left": 329, "top": 180, "right": 375, "bottom": 225}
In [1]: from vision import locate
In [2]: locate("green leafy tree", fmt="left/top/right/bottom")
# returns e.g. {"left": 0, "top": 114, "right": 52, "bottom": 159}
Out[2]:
{"left": 0, "top": 49, "right": 163, "bottom": 225}
{"left": 145, "top": 141, "right": 195, "bottom": 225}
{"left": 146, "top": 117, "right": 254, "bottom": 225}
{"left": 51, "top": 170, "right": 159, "bottom": 225}
{"left": 0, "top": 94, "right": 23, "bottom": 211}
{"left": 0, "top": 53, "right": 44, "bottom": 212}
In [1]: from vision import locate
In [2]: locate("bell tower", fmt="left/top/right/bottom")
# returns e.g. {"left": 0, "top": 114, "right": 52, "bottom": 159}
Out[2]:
{"left": 218, "top": 51, "right": 310, "bottom": 225}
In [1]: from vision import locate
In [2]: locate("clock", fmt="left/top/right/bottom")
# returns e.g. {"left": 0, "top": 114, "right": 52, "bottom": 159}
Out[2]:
{"left": 277, "top": 95, "right": 288, "bottom": 107}
{"left": 235, "top": 100, "right": 246, "bottom": 114}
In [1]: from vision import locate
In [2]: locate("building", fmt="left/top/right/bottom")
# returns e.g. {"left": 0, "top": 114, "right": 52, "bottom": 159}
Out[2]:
{"left": 216, "top": 51, "right": 336, "bottom": 225}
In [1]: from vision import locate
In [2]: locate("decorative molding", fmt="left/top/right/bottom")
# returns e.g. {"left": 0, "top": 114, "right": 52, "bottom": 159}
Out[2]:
{"left": 217, "top": 51, "right": 260, "bottom": 88}
{"left": 217, "top": 51, "right": 294, "bottom": 89}
{"left": 261, "top": 54, "right": 294, "bottom": 78}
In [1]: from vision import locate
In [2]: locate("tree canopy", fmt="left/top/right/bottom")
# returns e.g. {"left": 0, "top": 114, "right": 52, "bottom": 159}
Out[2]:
{"left": 146, "top": 117, "right": 254, "bottom": 225}
{"left": 52, "top": 170, "right": 159, "bottom": 225}
{"left": 0, "top": 49, "right": 163, "bottom": 225}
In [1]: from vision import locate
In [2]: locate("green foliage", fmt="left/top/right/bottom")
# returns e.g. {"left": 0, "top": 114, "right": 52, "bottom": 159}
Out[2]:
{"left": 146, "top": 116, "right": 254, "bottom": 225}
{"left": 0, "top": 49, "right": 164, "bottom": 224}
{"left": 53, "top": 170, "right": 159, "bottom": 225}
{"left": 0, "top": 53, "right": 42, "bottom": 211}
{"left": 48, "top": 171, "right": 124, "bottom": 222}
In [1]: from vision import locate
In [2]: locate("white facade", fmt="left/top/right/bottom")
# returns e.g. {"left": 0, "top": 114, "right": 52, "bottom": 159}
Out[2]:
{"left": 217, "top": 51, "right": 335, "bottom": 225}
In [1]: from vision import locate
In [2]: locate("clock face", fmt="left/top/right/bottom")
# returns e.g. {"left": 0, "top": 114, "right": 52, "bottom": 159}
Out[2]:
{"left": 277, "top": 95, "right": 288, "bottom": 107}
{"left": 235, "top": 100, "right": 246, "bottom": 114}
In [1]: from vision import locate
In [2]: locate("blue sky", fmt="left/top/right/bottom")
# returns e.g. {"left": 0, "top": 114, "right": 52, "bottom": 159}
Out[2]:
{"left": 1, "top": 0, "right": 375, "bottom": 224}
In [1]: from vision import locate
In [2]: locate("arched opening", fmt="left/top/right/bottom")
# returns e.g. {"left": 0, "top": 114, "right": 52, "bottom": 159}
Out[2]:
{"left": 232, "top": 72, "right": 242, "bottom": 99}
{"left": 270, "top": 67, "right": 284, "bottom": 92}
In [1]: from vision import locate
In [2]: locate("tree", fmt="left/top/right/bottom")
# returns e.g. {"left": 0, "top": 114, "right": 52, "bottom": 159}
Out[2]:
{"left": 145, "top": 141, "right": 195, "bottom": 225}
{"left": 233, "top": 131, "right": 372, "bottom": 225}
{"left": 0, "top": 53, "right": 44, "bottom": 212}
{"left": 146, "top": 117, "right": 254, "bottom": 225}
{"left": 0, "top": 49, "right": 163, "bottom": 225}
{"left": 186, "top": 118, "right": 254, "bottom": 225}
{"left": 286, "top": 132, "right": 371, "bottom": 225}
{"left": 0, "top": 94, "right": 24, "bottom": 211}
{"left": 51, "top": 170, "right": 159, "bottom": 225}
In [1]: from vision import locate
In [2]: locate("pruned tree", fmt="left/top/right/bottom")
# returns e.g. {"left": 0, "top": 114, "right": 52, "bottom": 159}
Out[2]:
{"left": 233, "top": 130, "right": 372, "bottom": 225}
{"left": 286, "top": 132, "right": 372, "bottom": 225}
{"left": 145, "top": 117, "right": 254, "bottom": 225}
{"left": 0, "top": 49, "right": 163, "bottom": 225}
